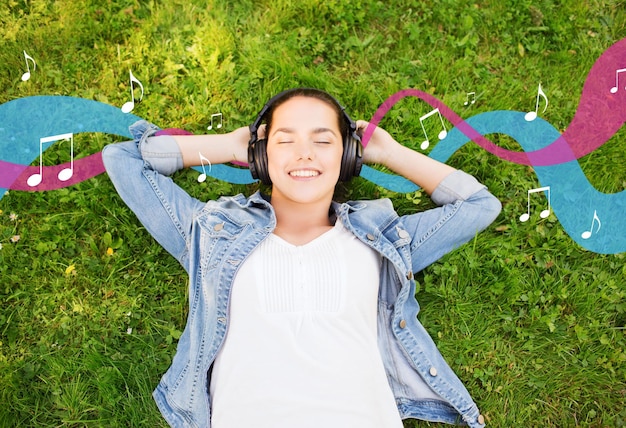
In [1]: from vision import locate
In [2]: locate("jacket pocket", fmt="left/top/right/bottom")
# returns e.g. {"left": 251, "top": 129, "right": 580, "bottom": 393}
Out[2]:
{"left": 196, "top": 211, "right": 246, "bottom": 273}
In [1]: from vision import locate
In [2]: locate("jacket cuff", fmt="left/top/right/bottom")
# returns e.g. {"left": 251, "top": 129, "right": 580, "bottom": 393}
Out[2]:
{"left": 140, "top": 135, "right": 183, "bottom": 176}
{"left": 431, "top": 170, "right": 486, "bottom": 206}
{"left": 130, "top": 120, "right": 183, "bottom": 176}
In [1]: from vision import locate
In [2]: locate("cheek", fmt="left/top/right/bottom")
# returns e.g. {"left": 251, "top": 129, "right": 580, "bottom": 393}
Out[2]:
{"left": 328, "top": 147, "right": 344, "bottom": 170}
{"left": 265, "top": 146, "right": 281, "bottom": 167}
{"left": 265, "top": 148, "right": 287, "bottom": 182}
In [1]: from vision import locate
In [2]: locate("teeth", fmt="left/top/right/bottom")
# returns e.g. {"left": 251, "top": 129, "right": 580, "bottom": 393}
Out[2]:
{"left": 290, "top": 170, "right": 319, "bottom": 177}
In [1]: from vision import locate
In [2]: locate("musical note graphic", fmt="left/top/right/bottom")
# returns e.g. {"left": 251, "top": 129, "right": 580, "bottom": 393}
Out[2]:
{"left": 120, "top": 70, "right": 144, "bottom": 114}
{"left": 464, "top": 92, "right": 476, "bottom": 106}
{"left": 525, "top": 83, "right": 548, "bottom": 122}
{"left": 581, "top": 210, "right": 601, "bottom": 239}
{"left": 27, "top": 133, "right": 74, "bottom": 187}
{"left": 519, "top": 186, "right": 551, "bottom": 222}
{"left": 197, "top": 152, "right": 211, "bottom": 183}
{"left": 21, "top": 51, "right": 36, "bottom": 82}
{"left": 207, "top": 113, "right": 223, "bottom": 131}
{"left": 610, "top": 68, "right": 626, "bottom": 93}
{"left": 418, "top": 107, "right": 447, "bottom": 150}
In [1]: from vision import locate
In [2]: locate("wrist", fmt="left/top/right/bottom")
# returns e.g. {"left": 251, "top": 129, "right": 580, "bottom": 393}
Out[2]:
{"left": 230, "top": 127, "right": 251, "bottom": 165}
{"left": 377, "top": 137, "right": 402, "bottom": 168}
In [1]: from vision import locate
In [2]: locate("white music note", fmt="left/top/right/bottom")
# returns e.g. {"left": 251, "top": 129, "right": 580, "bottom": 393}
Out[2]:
{"left": 610, "top": 68, "right": 626, "bottom": 94}
{"left": 525, "top": 83, "right": 548, "bottom": 122}
{"left": 27, "top": 133, "right": 74, "bottom": 187}
{"left": 21, "top": 51, "right": 36, "bottom": 82}
{"left": 464, "top": 92, "right": 476, "bottom": 106}
{"left": 519, "top": 186, "right": 551, "bottom": 222}
{"left": 121, "top": 70, "right": 144, "bottom": 113}
{"left": 418, "top": 108, "right": 447, "bottom": 150}
{"left": 197, "top": 152, "right": 212, "bottom": 183}
{"left": 581, "top": 210, "right": 601, "bottom": 239}
{"left": 207, "top": 113, "right": 223, "bottom": 131}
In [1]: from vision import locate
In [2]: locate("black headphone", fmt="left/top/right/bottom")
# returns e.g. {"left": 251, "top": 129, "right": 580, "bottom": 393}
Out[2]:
{"left": 247, "top": 88, "right": 363, "bottom": 185}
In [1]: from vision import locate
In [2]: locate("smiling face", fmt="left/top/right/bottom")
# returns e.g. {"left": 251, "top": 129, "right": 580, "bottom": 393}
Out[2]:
{"left": 265, "top": 95, "right": 344, "bottom": 208}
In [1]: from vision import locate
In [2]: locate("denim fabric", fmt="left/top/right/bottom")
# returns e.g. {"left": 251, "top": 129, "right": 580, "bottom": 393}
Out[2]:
{"left": 102, "top": 120, "right": 501, "bottom": 428}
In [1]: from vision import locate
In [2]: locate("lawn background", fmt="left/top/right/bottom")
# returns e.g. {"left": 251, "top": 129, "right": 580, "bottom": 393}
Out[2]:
{"left": 1, "top": 0, "right": 625, "bottom": 426}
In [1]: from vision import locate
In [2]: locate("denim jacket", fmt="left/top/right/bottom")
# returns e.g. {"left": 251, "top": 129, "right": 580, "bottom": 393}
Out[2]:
{"left": 102, "top": 120, "right": 501, "bottom": 428}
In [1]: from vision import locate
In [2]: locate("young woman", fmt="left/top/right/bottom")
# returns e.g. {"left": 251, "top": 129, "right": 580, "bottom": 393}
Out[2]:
{"left": 102, "top": 88, "right": 501, "bottom": 428}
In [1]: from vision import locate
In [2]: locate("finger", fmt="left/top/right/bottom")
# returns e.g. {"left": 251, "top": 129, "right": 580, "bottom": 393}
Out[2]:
{"left": 355, "top": 120, "right": 369, "bottom": 137}
{"left": 258, "top": 123, "right": 267, "bottom": 139}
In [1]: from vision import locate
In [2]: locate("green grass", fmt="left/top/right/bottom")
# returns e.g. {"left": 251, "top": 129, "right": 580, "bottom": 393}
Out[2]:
{"left": 1, "top": 0, "right": 625, "bottom": 426}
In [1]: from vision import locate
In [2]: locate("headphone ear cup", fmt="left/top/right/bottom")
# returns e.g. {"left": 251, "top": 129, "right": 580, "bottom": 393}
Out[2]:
{"left": 247, "top": 141, "right": 259, "bottom": 181}
{"left": 339, "top": 131, "right": 363, "bottom": 182}
{"left": 250, "top": 138, "right": 271, "bottom": 185}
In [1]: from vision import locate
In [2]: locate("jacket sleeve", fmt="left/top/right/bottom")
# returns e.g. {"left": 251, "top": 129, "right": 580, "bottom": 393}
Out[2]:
{"left": 403, "top": 170, "right": 502, "bottom": 273}
{"left": 101, "top": 120, "right": 204, "bottom": 272}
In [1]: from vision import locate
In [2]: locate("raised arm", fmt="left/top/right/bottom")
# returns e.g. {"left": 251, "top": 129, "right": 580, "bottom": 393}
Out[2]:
{"left": 102, "top": 120, "right": 251, "bottom": 270}
{"left": 166, "top": 125, "right": 251, "bottom": 168}
{"left": 357, "top": 120, "right": 502, "bottom": 271}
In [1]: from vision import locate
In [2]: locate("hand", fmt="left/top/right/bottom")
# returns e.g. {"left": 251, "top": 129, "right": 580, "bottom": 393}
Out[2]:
{"left": 229, "top": 124, "right": 266, "bottom": 164}
{"left": 356, "top": 120, "right": 397, "bottom": 167}
{"left": 356, "top": 121, "right": 456, "bottom": 195}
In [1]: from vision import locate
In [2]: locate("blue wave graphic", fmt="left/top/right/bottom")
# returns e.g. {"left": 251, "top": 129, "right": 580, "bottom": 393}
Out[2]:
{"left": 0, "top": 96, "right": 141, "bottom": 196}
{"left": 0, "top": 96, "right": 623, "bottom": 254}
{"left": 359, "top": 111, "right": 624, "bottom": 254}
{"left": 0, "top": 96, "right": 253, "bottom": 197}
{"left": 428, "top": 111, "right": 624, "bottom": 255}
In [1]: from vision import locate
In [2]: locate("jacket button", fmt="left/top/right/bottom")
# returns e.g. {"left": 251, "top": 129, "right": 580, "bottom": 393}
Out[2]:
{"left": 213, "top": 223, "right": 224, "bottom": 231}
{"left": 398, "top": 229, "right": 410, "bottom": 239}
{"left": 477, "top": 414, "right": 485, "bottom": 424}
{"left": 366, "top": 233, "right": 375, "bottom": 241}
{"left": 406, "top": 271, "right": 413, "bottom": 280}
{"left": 429, "top": 366, "right": 438, "bottom": 376}
{"left": 399, "top": 319, "right": 407, "bottom": 329}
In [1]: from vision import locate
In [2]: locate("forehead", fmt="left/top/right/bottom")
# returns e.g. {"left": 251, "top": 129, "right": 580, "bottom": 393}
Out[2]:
{"left": 271, "top": 96, "right": 340, "bottom": 127}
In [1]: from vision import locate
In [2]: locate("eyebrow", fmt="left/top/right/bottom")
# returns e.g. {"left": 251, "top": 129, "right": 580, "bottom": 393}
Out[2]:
{"left": 271, "top": 127, "right": 338, "bottom": 137}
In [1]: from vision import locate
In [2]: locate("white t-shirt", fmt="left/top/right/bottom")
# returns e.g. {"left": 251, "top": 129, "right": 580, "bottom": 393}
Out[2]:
{"left": 209, "top": 220, "right": 403, "bottom": 428}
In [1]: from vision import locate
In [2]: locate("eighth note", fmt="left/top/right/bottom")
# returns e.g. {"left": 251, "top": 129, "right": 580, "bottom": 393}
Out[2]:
{"left": 27, "top": 133, "right": 74, "bottom": 187}
{"left": 519, "top": 186, "right": 551, "bottom": 222}
{"left": 464, "top": 92, "right": 476, "bottom": 106}
{"left": 610, "top": 68, "right": 626, "bottom": 94}
{"left": 524, "top": 83, "right": 548, "bottom": 122}
{"left": 207, "top": 113, "right": 223, "bottom": 131}
{"left": 121, "top": 70, "right": 144, "bottom": 114}
{"left": 21, "top": 51, "right": 36, "bottom": 82}
{"left": 418, "top": 107, "right": 447, "bottom": 150}
{"left": 197, "top": 152, "right": 211, "bottom": 183}
{"left": 581, "top": 210, "right": 601, "bottom": 239}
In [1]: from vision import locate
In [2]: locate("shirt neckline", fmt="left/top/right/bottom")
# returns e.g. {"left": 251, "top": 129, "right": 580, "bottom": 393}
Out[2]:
{"left": 270, "top": 219, "right": 345, "bottom": 249}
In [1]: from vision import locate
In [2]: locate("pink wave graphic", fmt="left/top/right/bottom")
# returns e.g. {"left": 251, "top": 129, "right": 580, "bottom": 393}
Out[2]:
{"left": 362, "top": 37, "right": 626, "bottom": 166}
{"left": 1, "top": 38, "right": 624, "bottom": 192}
{"left": 1, "top": 153, "right": 104, "bottom": 191}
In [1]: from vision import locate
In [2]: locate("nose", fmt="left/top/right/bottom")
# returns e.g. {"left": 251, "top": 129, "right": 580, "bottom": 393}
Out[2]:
{"left": 295, "top": 139, "right": 314, "bottom": 160}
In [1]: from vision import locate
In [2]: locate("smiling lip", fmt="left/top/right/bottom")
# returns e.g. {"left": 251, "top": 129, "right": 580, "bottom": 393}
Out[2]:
{"left": 289, "top": 169, "right": 320, "bottom": 178}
